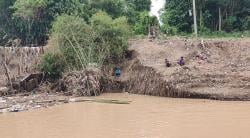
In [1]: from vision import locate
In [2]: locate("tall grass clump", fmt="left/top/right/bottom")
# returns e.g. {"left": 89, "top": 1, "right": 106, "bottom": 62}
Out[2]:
{"left": 48, "top": 12, "right": 131, "bottom": 71}
{"left": 51, "top": 14, "right": 108, "bottom": 70}
{"left": 91, "top": 11, "right": 131, "bottom": 62}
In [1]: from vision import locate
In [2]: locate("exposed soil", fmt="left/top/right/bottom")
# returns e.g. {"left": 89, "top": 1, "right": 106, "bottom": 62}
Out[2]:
{"left": 119, "top": 38, "right": 250, "bottom": 100}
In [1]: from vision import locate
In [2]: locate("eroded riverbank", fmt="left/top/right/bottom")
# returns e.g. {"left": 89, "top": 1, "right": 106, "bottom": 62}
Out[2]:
{"left": 124, "top": 38, "right": 250, "bottom": 100}
{"left": 1, "top": 93, "right": 250, "bottom": 138}
{"left": 1, "top": 38, "right": 250, "bottom": 103}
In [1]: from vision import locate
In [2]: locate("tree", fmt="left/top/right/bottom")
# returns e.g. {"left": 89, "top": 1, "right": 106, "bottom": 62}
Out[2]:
{"left": 91, "top": 11, "right": 131, "bottom": 61}
{"left": 162, "top": 0, "right": 193, "bottom": 33}
{"left": 51, "top": 14, "right": 106, "bottom": 69}
{"left": 127, "top": 0, "right": 151, "bottom": 11}
{"left": 0, "top": 0, "right": 16, "bottom": 42}
{"left": 162, "top": 0, "right": 250, "bottom": 34}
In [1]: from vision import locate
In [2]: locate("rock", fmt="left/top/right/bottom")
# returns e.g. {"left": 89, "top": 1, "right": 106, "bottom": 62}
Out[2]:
{"left": 25, "top": 78, "right": 39, "bottom": 92}
{"left": 0, "top": 97, "right": 6, "bottom": 103}
{"left": 33, "top": 105, "right": 42, "bottom": 109}
{"left": 69, "top": 98, "right": 76, "bottom": 102}
{"left": 10, "top": 104, "right": 23, "bottom": 112}
{"left": 0, "top": 87, "right": 8, "bottom": 96}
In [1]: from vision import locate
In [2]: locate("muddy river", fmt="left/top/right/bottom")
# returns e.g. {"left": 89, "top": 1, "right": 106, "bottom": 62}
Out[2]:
{"left": 0, "top": 93, "right": 250, "bottom": 138}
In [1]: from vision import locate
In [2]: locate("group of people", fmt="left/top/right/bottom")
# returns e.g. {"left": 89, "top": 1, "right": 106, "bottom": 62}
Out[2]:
{"left": 165, "top": 57, "right": 185, "bottom": 67}
{"left": 114, "top": 57, "right": 186, "bottom": 77}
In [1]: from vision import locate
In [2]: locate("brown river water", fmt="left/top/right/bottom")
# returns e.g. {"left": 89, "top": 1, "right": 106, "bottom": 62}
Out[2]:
{"left": 0, "top": 93, "right": 250, "bottom": 138}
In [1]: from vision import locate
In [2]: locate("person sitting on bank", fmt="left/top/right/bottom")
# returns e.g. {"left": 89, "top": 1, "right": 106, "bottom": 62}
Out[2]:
{"left": 165, "top": 58, "right": 171, "bottom": 67}
{"left": 115, "top": 67, "right": 121, "bottom": 77}
{"left": 178, "top": 57, "right": 185, "bottom": 66}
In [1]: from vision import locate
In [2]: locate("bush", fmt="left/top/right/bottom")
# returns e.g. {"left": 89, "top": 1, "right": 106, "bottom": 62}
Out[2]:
{"left": 51, "top": 14, "right": 108, "bottom": 69}
{"left": 40, "top": 53, "right": 66, "bottom": 79}
{"left": 91, "top": 11, "right": 131, "bottom": 61}
{"left": 223, "top": 16, "right": 237, "bottom": 32}
{"left": 50, "top": 13, "right": 131, "bottom": 70}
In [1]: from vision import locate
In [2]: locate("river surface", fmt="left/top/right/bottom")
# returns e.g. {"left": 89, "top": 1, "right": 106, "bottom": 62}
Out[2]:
{"left": 1, "top": 93, "right": 250, "bottom": 138}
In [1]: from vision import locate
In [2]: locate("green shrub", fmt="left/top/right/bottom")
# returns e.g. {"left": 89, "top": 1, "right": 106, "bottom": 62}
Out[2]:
{"left": 224, "top": 16, "right": 237, "bottom": 32}
{"left": 91, "top": 11, "right": 131, "bottom": 61}
{"left": 40, "top": 53, "right": 66, "bottom": 79}
{"left": 133, "top": 11, "right": 159, "bottom": 35}
{"left": 50, "top": 13, "right": 131, "bottom": 70}
{"left": 51, "top": 14, "right": 108, "bottom": 69}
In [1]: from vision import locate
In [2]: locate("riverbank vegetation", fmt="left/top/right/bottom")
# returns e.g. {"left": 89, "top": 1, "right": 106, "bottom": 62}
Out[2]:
{"left": 0, "top": 0, "right": 249, "bottom": 78}
{"left": 0, "top": 0, "right": 151, "bottom": 46}
{"left": 0, "top": 0, "right": 152, "bottom": 76}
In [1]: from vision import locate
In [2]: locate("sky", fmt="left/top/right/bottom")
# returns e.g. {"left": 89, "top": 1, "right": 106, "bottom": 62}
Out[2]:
{"left": 150, "top": 0, "right": 166, "bottom": 25}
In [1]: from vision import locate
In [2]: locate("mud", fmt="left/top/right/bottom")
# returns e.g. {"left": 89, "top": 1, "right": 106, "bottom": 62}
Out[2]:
{"left": 120, "top": 38, "right": 250, "bottom": 100}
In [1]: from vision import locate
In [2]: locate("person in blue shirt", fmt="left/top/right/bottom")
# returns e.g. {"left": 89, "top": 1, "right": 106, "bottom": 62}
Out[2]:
{"left": 178, "top": 57, "right": 185, "bottom": 66}
{"left": 115, "top": 67, "right": 121, "bottom": 77}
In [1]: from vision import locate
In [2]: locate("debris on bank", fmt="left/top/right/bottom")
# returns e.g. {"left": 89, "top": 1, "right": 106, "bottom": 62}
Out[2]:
{"left": 56, "top": 68, "right": 102, "bottom": 97}
{"left": 0, "top": 93, "right": 131, "bottom": 113}
{"left": 0, "top": 93, "right": 70, "bottom": 113}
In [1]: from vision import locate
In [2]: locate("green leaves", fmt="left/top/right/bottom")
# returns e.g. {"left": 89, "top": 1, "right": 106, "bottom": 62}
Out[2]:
{"left": 91, "top": 11, "right": 131, "bottom": 61}
{"left": 134, "top": 11, "right": 159, "bottom": 35}
{"left": 12, "top": 0, "right": 49, "bottom": 19}
{"left": 50, "top": 12, "right": 131, "bottom": 69}
{"left": 40, "top": 53, "right": 66, "bottom": 79}
{"left": 162, "top": 0, "right": 250, "bottom": 34}
{"left": 127, "top": 0, "right": 151, "bottom": 11}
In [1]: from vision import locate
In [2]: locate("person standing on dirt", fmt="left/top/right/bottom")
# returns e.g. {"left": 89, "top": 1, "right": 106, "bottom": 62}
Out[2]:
{"left": 115, "top": 67, "right": 121, "bottom": 77}
{"left": 178, "top": 57, "right": 185, "bottom": 66}
{"left": 165, "top": 58, "right": 171, "bottom": 67}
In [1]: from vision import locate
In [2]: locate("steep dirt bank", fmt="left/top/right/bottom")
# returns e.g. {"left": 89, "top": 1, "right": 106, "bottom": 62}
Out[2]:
{"left": 120, "top": 38, "right": 250, "bottom": 100}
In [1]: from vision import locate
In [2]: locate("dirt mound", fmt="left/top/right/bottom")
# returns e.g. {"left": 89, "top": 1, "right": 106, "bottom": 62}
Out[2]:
{"left": 58, "top": 68, "right": 102, "bottom": 96}
{"left": 122, "top": 38, "right": 250, "bottom": 100}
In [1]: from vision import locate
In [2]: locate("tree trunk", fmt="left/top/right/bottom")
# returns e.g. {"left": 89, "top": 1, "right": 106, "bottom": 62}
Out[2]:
{"left": 200, "top": 9, "right": 203, "bottom": 27}
{"left": 219, "top": 7, "right": 222, "bottom": 31}
{"left": 192, "top": 0, "right": 198, "bottom": 37}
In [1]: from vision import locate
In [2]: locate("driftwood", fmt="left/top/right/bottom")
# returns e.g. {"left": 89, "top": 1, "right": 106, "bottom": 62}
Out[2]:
{"left": 12, "top": 73, "right": 44, "bottom": 92}
{"left": 34, "top": 100, "right": 56, "bottom": 104}
{"left": 3, "top": 62, "right": 12, "bottom": 89}
{"left": 70, "top": 98, "right": 131, "bottom": 104}
{"left": 0, "top": 106, "right": 10, "bottom": 110}
{"left": 60, "top": 69, "right": 102, "bottom": 96}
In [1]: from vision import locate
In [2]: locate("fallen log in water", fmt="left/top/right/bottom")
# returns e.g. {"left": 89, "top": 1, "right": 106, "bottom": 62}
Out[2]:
{"left": 34, "top": 100, "right": 56, "bottom": 104}
{"left": 70, "top": 98, "right": 131, "bottom": 104}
